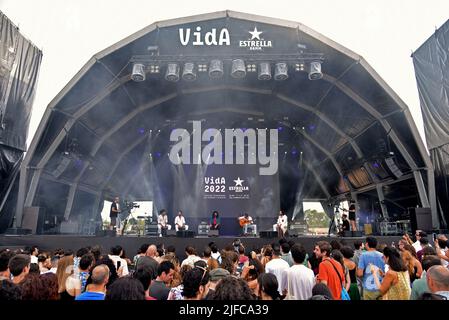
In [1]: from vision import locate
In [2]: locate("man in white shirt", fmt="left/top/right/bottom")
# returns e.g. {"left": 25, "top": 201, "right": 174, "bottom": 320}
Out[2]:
{"left": 108, "top": 245, "right": 129, "bottom": 276}
{"left": 157, "top": 209, "right": 171, "bottom": 236}
{"left": 174, "top": 210, "right": 188, "bottom": 231}
{"left": 274, "top": 210, "right": 288, "bottom": 238}
{"left": 265, "top": 244, "right": 290, "bottom": 295}
{"left": 181, "top": 246, "right": 201, "bottom": 268}
{"left": 238, "top": 213, "right": 253, "bottom": 235}
{"left": 413, "top": 231, "right": 432, "bottom": 253}
{"left": 281, "top": 243, "right": 315, "bottom": 300}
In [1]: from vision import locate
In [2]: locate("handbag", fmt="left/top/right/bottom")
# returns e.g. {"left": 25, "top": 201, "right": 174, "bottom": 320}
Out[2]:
{"left": 326, "top": 260, "right": 351, "bottom": 300}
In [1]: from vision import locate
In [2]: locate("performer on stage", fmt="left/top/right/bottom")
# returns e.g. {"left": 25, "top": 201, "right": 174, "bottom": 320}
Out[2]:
{"left": 238, "top": 213, "right": 253, "bottom": 236}
{"left": 110, "top": 196, "right": 120, "bottom": 231}
{"left": 157, "top": 209, "right": 171, "bottom": 236}
{"left": 339, "top": 213, "right": 350, "bottom": 236}
{"left": 210, "top": 210, "right": 220, "bottom": 230}
{"left": 174, "top": 210, "right": 187, "bottom": 231}
{"left": 348, "top": 200, "right": 357, "bottom": 231}
{"left": 275, "top": 210, "right": 288, "bottom": 238}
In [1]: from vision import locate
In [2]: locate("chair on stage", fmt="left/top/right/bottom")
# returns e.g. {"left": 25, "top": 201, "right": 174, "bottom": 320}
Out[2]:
{"left": 175, "top": 224, "right": 189, "bottom": 232}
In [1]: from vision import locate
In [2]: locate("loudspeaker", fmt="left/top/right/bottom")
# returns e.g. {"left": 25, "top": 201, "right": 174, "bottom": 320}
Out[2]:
{"left": 60, "top": 221, "right": 79, "bottom": 234}
{"left": 144, "top": 223, "right": 158, "bottom": 236}
{"left": 166, "top": 229, "right": 177, "bottom": 237}
{"left": 260, "top": 231, "right": 277, "bottom": 238}
{"left": 409, "top": 207, "right": 432, "bottom": 233}
{"left": 384, "top": 157, "right": 403, "bottom": 178}
{"left": 177, "top": 230, "right": 195, "bottom": 238}
{"left": 22, "top": 207, "right": 41, "bottom": 234}
{"left": 208, "top": 229, "right": 219, "bottom": 237}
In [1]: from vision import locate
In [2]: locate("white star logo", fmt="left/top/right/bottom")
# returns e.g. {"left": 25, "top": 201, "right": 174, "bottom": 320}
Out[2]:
{"left": 249, "top": 27, "right": 262, "bottom": 40}
{"left": 234, "top": 177, "right": 244, "bottom": 187}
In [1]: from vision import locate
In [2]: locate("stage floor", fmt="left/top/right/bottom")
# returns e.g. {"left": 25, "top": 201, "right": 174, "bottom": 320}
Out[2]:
{"left": 0, "top": 234, "right": 402, "bottom": 258}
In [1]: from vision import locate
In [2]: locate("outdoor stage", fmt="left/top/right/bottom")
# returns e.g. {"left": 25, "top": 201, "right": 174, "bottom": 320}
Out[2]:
{"left": 0, "top": 234, "right": 402, "bottom": 258}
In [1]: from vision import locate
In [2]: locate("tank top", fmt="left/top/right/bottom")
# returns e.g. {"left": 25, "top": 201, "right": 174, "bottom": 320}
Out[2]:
{"left": 383, "top": 271, "right": 411, "bottom": 300}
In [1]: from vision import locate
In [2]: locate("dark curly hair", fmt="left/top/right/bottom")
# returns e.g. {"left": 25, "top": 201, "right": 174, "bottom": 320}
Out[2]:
{"left": 0, "top": 280, "right": 22, "bottom": 300}
{"left": 105, "top": 277, "right": 145, "bottom": 300}
{"left": 182, "top": 267, "right": 210, "bottom": 299}
{"left": 213, "top": 276, "right": 255, "bottom": 300}
{"left": 257, "top": 273, "right": 281, "bottom": 300}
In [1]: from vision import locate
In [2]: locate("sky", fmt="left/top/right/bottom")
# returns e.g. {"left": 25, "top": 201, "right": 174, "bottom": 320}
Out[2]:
{"left": 1, "top": 1, "right": 448, "bottom": 214}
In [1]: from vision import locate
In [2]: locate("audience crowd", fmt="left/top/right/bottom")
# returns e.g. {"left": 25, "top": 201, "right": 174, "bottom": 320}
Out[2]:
{"left": 0, "top": 230, "right": 448, "bottom": 301}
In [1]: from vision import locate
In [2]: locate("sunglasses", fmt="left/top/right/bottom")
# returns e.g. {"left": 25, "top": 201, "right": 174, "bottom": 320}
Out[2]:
{"left": 195, "top": 266, "right": 208, "bottom": 283}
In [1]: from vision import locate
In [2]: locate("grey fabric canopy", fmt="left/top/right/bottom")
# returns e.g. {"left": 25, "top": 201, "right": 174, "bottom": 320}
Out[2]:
{"left": 11, "top": 11, "right": 438, "bottom": 233}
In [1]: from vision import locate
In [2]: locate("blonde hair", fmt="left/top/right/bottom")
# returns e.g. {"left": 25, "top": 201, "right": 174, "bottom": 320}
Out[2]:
{"left": 401, "top": 250, "right": 415, "bottom": 276}
{"left": 56, "top": 256, "right": 74, "bottom": 293}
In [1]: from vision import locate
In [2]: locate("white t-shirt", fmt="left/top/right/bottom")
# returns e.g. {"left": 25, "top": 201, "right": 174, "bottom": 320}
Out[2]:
{"left": 158, "top": 215, "right": 168, "bottom": 227}
{"left": 265, "top": 257, "right": 290, "bottom": 294}
{"left": 175, "top": 216, "right": 186, "bottom": 227}
{"left": 108, "top": 255, "right": 129, "bottom": 276}
{"left": 30, "top": 255, "right": 38, "bottom": 264}
{"left": 281, "top": 264, "right": 315, "bottom": 300}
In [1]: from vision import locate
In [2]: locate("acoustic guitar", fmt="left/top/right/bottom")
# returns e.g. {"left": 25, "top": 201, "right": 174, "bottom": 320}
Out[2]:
{"left": 239, "top": 217, "right": 250, "bottom": 227}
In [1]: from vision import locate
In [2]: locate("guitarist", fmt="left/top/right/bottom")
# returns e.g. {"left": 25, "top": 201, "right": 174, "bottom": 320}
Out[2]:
{"left": 238, "top": 213, "right": 253, "bottom": 236}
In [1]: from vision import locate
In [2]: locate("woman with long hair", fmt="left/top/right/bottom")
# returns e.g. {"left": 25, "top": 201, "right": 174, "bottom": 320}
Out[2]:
{"left": 370, "top": 246, "right": 411, "bottom": 300}
{"left": 257, "top": 273, "right": 281, "bottom": 300}
{"left": 241, "top": 257, "right": 265, "bottom": 295}
{"left": 56, "top": 256, "right": 80, "bottom": 300}
{"left": 340, "top": 246, "right": 361, "bottom": 300}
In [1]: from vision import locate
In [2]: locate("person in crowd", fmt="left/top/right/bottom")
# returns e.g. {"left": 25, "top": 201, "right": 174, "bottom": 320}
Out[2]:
{"left": 90, "top": 245, "right": 102, "bottom": 262}
{"left": 134, "top": 246, "right": 158, "bottom": 280}
{"left": 24, "top": 246, "right": 39, "bottom": 264}
{"left": 434, "top": 234, "right": 449, "bottom": 268}
{"left": 412, "top": 230, "right": 426, "bottom": 252}
{"left": 401, "top": 249, "right": 422, "bottom": 283}
{"left": 426, "top": 265, "right": 449, "bottom": 299}
{"left": 314, "top": 241, "right": 345, "bottom": 300}
{"left": 44, "top": 255, "right": 59, "bottom": 274}
{"left": 416, "top": 237, "right": 431, "bottom": 261}
{"left": 209, "top": 210, "right": 221, "bottom": 230}
{"left": 133, "top": 243, "right": 150, "bottom": 265}
{"left": 275, "top": 210, "right": 288, "bottom": 238}
{"left": 29, "top": 263, "right": 40, "bottom": 275}
{"left": 78, "top": 253, "right": 94, "bottom": 293}
{"left": 182, "top": 266, "right": 210, "bottom": 300}
{"left": 330, "top": 240, "right": 342, "bottom": 251}
{"left": 21, "top": 272, "right": 59, "bottom": 300}
{"left": 8, "top": 254, "right": 31, "bottom": 284}
{"left": 357, "top": 236, "right": 385, "bottom": 300}
{"left": 202, "top": 247, "right": 218, "bottom": 271}
{"left": 265, "top": 243, "right": 289, "bottom": 295}
{"left": 37, "top": 254, "right": 51, "bottom": 274}
{"left": 260, "top": 245, "right": 273, "bottom": 267}
{"left": 370, "top": 246, "right": 411, "bottom": 300}
{"left": 0, "top": 279, "right": 22, "bottom": 300}
{"left": 108, "top": 245, "right": 129, "bottom": 277}
{"left": 181, "top": 246, "right": 201, "bottom": 268}
{"left": 340, "top": 246, "right": 360, "bottom": 300}
{"left": 148, "top": 260, "right": 175, "bottom": 300}
{"left": 56, "top": 255, "right": 79, "bottom": 300}
{"left": 40, "top": 273, "right": 59, "bottom": 300}
{"left": 309, "top": 283, "right": 333, "bottom": 300}
{"left": 204, "top": 267, "right": 230, "bottom": 299}
{"left": 212, "top": 275, "right": 255, "bottom": 300}
{"left": 280, "top": 242, "right": 294, "bottom": 267}
{"left": 105, "top": 277, "right": 145, "bottom": 300}
{"left": 74, "top": 247, "right": 89, "bottom": 274}
{"left": 0, "top": 250, "right": 14, "bottom": 281}
{"left": 281, "top": 243, "right": 315, "bottom": 300}
{"left": 220, "top": 250, "right": 239, "bottom": 276}
{"left": 352, "top": 240, "right": 364, "bottom": 267}
{"left": 75, "top": 264, "right": 109, "bottom": 300}
{"left": 133, "top": 265, "right": 156, "bottom": 300}
{"left": 257, "top": 273, "right": 281, "bottom": 300}
{"left": 241, "top": 258, "right": 264, "bottom": 295}
{"left": 174, "top": 210, "right": 187, "bottom": 231}
{"left": 209, "top": 242, "right": 222, "bottom": 264}
{"left": 160, "top": 253, "right": 181, "bottom": 288}
{"left": 168, "top": 265, "right": 192, "bottom": 300}
{"left": 410, "top": 255, "right": 442, "bottom": 300}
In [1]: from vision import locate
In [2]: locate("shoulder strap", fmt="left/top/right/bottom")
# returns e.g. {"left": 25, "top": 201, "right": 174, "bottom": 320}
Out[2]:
{"left": 325, "top": 259, "right": 344, "bottom": 285}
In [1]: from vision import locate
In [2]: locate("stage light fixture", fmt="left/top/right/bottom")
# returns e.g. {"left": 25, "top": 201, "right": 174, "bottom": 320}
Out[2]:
{"left": 198, "top": 63, "right": 208, "bottom": 72}
{"left": 231, "top": 59, "right": 246, "bottom": 78}
{"left": 308, "top": 61, "right": 323, "bottom": 80}
{"left": 258, "top": 62, "right": 271, "bottom": 80}
{"left": 274, "top": 62, "right": 288, "bottom": 80}
{"left": 149, "top": 64, "right": 160, "bottom": 74}
{"left": 131, "top": 63, "right": 146, "bottom": 82}
{"left": 209, "top": 59, "right": 224, "bottom": 79}
{"left": 295, "top": 62, "right": 305, "bottom": 71}
{"left": 165, "top": 63, "right": 180, "bottom": 82}
{"left": 182, "top": 62, "right": 197, "bottom": 81}
{"left": 246, "top": 63, "right": 256, "bottom": 72}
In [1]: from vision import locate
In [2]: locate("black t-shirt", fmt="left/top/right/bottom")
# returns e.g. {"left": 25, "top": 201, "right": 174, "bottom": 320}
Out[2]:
{"left": 110, "top": 202, "right": 118, "bottom": 218}
{"left": 342, "top": 219, "right": 350, "bottom": 231}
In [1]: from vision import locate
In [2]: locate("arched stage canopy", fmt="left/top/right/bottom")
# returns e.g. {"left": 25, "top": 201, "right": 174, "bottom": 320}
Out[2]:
{"left": 12, "top": 11, "right": 441, "bottom": 234}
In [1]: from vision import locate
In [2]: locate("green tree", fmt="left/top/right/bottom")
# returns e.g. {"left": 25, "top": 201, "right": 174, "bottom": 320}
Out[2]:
{"left": 304, "top": 209, "right": 330, "bottom": 228}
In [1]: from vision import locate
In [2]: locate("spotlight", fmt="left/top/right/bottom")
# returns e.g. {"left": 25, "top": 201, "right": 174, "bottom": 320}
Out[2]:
{"left": 274, "top": 62, "right": 288, "bottom": 80}
{"left": 149, "top": 64, "right": 160, "bottom": 74}
{"left": 295, "top": 62, "right": 305, "bottom": 71}
{"left": 182, "top": 62, "right": 197, "bottom": 81}
{"left": 231, "top": 59, "right": 246, "bottom": 78}
{"left": 131, "top": 63, "right": 146, "bottom": 82}
{"left": 198, "top": 63, "right": 208, "bottom": 72}
{"left": 165, "top": 63, "right": 180, "bottom": 82}
{"left": 209, "top": 59, "right": 224, "bottom": 79}
{"left": 308, "top": 61, "right": 323, "bottom": 80}
{"left": 258, "top": 62, "right": 271, "bottom": 80}
{"left": 246, "top": 63, "right": 256, "bottom": 72}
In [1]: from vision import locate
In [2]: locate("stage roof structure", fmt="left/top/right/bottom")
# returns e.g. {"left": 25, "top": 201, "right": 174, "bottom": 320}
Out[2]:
{"left": 13, "top": 11, "right": 439, "bottom": 231}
